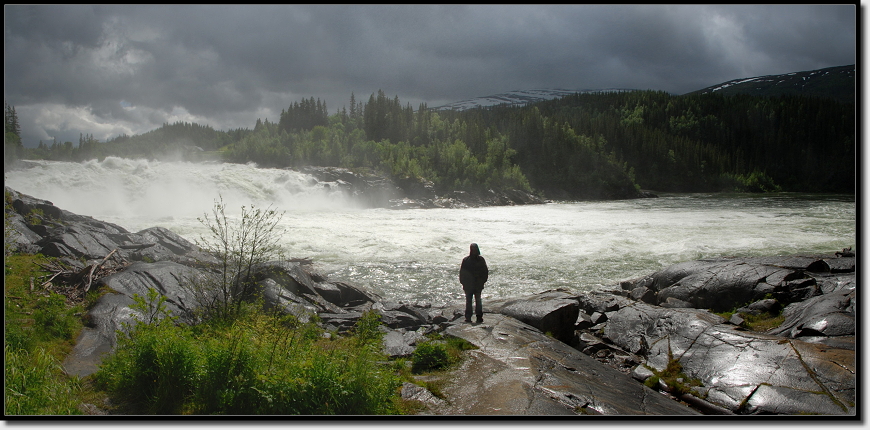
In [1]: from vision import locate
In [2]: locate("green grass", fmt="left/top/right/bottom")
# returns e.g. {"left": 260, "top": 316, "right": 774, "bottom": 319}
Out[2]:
{"left": 94, "top": 303, "right": 403, "bottom": 414}
{"left": 741, "top": 313, "right": 786, "bottom": 332}
{"left": 5, "top": 253, "right": 87, "bottom": 415}
{"left": 5, "top": 345, "right": 83, "bottom": 415}
{"left": 713, "top": 295, "right": 785, "bottom": 333}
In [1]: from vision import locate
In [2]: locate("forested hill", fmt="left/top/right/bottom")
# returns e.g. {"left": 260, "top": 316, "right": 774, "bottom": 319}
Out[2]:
{"left": 10, "top": 66, "right": 855, "bottom": 198}
{"left": 686, "top": 64, "right": 855, "bottom": 104}
{"left": 465, "top": 90, "right": 854, "bottom": 194}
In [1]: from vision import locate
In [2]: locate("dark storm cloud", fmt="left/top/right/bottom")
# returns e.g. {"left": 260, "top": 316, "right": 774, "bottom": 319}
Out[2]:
{"left": 3, "top": 4, "right": 856, "bottom": 147}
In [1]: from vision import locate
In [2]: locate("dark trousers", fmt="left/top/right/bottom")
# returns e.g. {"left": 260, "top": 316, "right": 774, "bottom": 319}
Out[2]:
{"left": 464, "top": 286, "right": 483, "bottom": 320}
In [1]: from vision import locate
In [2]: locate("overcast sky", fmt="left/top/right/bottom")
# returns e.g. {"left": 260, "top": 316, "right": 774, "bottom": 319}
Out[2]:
{"left": 4, "top": 4, "right": 857, "bottom": 147}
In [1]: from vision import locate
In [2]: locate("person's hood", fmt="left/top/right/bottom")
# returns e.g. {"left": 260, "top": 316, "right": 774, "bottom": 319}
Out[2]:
{"left": 469, "top": 243, "right": 480, "bottom": 256}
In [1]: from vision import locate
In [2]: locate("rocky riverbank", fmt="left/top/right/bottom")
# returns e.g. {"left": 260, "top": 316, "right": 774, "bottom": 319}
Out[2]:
{"left": 4, "top": 187, "right": 855, "bottom": 416}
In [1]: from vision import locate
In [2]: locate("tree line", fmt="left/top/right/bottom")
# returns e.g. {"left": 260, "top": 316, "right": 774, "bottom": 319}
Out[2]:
{"left": 5, "top": 88, "right": 855, "bottom": 198}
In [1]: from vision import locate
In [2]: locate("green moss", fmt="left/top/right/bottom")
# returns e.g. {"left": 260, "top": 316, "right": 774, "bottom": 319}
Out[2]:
{"left": 648, "top": 348, "right": 703, "bottom": 397}
{"left": 742, "top": 312, "right": 786, "bottom": 332}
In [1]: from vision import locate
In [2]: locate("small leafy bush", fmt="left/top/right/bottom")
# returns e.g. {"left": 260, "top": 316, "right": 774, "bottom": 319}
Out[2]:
{"left": 411, "top": 341, "right": 450, "bottom": 373}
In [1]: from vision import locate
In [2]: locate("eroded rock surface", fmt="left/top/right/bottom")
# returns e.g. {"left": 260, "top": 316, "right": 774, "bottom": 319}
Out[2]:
{"left": 429, "top": 314, "right": 698, "bottom": 415}
{"left": 592, "top": 296, "right": 855, "bottom": 415}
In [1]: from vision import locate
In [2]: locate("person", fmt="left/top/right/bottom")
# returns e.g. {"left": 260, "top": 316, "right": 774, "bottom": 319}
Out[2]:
{"left": 459, "top": 243, "right": 488, "bottom": 323}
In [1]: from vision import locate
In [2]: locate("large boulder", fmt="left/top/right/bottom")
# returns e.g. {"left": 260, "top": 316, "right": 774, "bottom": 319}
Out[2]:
{"left": 768, "top": 289, "right": 856, "bottom": 340}
{"left": 129, "top": 226, "right": 217, "bottom": 266}
{"left": 488, "top": 289, "right": 580, "bottom": 343}
{"left": 4, "top": 187, "right": 212, "bottom": 265}
{"left": 63, "top": 293, "right": 138, "bottom": 377}
{"left": 64, "top": 261, "right": 207, "bottom": 377}
{"left": 625, "top": 254, "right": 854, "bottom": 312}
{"left": 232, "top": 261, "right": 385, "bottom": 320}
{"left": 313, "top": 280, "right": 382, "bottom": 307}
{"left": 372, "top": 301, "right": 432, "bottom": 330}
{"left": 96, "top": 261, "right": 204, "bottom": 317}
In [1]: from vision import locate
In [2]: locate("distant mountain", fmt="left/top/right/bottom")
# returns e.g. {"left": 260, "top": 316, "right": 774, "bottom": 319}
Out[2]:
{"left": 433, "top": 88, "right": 638, "bottom": 111}
{"left": 685, "top": 64, "right": 855, "bottom": 103}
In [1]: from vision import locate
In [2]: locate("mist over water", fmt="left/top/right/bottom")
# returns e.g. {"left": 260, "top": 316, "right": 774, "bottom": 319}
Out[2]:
{"left": 6, "top": 158, "right": 856, "bottom": 306}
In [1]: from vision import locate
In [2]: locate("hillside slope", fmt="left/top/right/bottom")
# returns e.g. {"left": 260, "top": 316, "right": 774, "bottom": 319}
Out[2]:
{"left": 685, "top": 64, "right": 854, "bottom": 103}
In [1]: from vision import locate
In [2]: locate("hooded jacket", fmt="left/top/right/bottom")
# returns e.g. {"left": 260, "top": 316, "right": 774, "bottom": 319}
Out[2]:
{"left": 459, "top": 243, "right": 489, "bottom": 290}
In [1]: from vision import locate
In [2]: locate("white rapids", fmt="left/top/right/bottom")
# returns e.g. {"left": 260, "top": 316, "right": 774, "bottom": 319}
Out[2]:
{"left": 5, "top": 158, "right": 856, "bottom": 305}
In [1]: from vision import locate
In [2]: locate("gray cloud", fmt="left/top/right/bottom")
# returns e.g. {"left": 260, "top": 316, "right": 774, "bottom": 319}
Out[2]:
{"left": 3, "top": 4, "right": 856, "bottom": 147}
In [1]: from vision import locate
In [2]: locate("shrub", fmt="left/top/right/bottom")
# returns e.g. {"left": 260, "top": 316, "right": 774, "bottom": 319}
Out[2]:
{"left": 96, "top": 306, "right": 401, "bottom": 415}
{"left": 185, "top": 195, "right": 285, "bottom": 321}
{"left": 411, "top": 341, "right": 450, "bottom": 373}
{"left": 96, "top": 322, "right": 199, "bottom": 414}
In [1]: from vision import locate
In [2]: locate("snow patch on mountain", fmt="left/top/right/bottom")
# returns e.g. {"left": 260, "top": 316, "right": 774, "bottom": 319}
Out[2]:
{"left": 694, "top": 65, "right": 854, "bottom": 95}
{"left": 434, "top": 88, "right": 638, "bottom": 111}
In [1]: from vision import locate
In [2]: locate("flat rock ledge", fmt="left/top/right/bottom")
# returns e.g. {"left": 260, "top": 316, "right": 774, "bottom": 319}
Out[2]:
{"left": 428, "top": 314, "right": 697, "bottom": 415}
{"left": 4, "top": 187, "right": 856, "bottom": 416}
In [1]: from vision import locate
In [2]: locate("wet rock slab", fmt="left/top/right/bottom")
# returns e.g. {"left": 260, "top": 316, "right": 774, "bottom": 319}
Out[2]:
{"left": 586, "top": 292, "right": 856, "bottom": 415}
{"left": 428, "top": 314, "right": 698, "bottom": 415}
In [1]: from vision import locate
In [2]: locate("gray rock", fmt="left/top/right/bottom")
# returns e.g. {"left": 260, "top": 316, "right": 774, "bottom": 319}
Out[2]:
{"left": 769, "top": 289, "right": 855, "bottom": 338}
{"left": 659, "top": 297, "right": 693, "bottom": 308}
{"left": 589, "top": 312, "right": 607, "bottom": 324}
{"left": 401, "top": 382, "right": 445, "bottom": 409}
{"left": 489, "top": 290, "right": 580, "bottom": 343}
{"left": 97, "top": 261, "right": 203, "bottom": 317}
{"left": 319, "top": 311, "right": 364, "bottom": 333}
{"left": 601, "top": 298, "right": 855, "bottom": 415}
{"left": 654, "top": 259, "right": 787, "bottom": 311}
{"left": 427, "top": 308, "right": 449, "bottom": 324}
{"left": 815, "top": 272, "right": 856, "bottom": 294}
{"left": 432, "top": 313, "right": 698, "bottom": 415}
{"left": 376, "top": 309, "right": 427, "bottom": 329}
{"left": 577, "top": 291, "right": 630, "bottom": 314}
{"left": 631, "top": 364, "right": 655, "bottom": 383}
{"left": 37, "top": 224, "right": 122, "bottom": 260}
{"left": 314, "top": 280, "right": 382, "bottom": 307}
{"left": 629, "top": 286, "right": 656, "bottom": 304}
{"left": 253, "top": 278, "right": 321, "bottom": 321}
{"left": 818, "top": 256, "right": 856, "bottom": 273}
{"left": 627, "top": 254, "right": 856, "bottom": 313}
{"left": 740, "top": 298, "right": 782, "bottom": 315}
{"left": 63, "top": 292, "right": 136, "bottom": 377}
{"left": 575, "top": 311, "right": 593, "bottom": 330}
{"left": 382, "top": 329, "right": 427, "bottom": 358}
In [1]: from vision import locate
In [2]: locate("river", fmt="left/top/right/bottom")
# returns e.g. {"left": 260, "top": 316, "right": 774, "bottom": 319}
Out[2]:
{"left": 5, "top": 158, "right": 856, "bottom": 305}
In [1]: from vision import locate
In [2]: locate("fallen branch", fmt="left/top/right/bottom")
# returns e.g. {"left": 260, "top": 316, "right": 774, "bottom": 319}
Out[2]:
{"left": 34, "top": 249, "right": 128, "bottom": 302}
{"left": 41, "top": 271, "right": 64, "bottom": 288}
{"left": 84, "top": 249, "right": 117, "bottom": 292}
